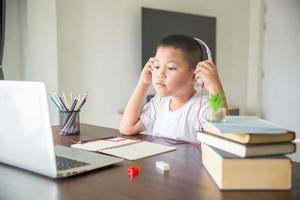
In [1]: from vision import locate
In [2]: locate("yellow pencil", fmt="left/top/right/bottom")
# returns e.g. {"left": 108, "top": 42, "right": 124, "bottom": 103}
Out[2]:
{"left": 62, "top": 92, "right": 70, "bottom": 110}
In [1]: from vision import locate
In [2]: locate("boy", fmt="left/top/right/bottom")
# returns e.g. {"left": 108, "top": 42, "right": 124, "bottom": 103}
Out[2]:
{"left": 119, "top": 35, "right": 226, "bottom": 142}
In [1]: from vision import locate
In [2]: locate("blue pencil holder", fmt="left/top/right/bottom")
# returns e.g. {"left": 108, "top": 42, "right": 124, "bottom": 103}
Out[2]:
{"left": 59, "top": 110, "right": 80, "bottom": 135}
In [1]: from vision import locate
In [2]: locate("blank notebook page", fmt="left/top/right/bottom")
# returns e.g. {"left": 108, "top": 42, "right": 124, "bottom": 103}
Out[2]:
{"left": 99, "top": 141, "right": 176, "bottom": 161}
{"left": 71, "top": 137, "right": 139, "bottom": 151}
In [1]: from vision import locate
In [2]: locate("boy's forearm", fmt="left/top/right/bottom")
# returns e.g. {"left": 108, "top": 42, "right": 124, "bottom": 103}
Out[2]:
{"left": 119, "top": 80, "right": 150, "bottom": 133}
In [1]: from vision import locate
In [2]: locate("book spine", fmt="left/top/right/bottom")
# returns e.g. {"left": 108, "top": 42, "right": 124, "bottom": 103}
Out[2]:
{"left": 197, "top": 133, "right": 245, "bottom": 157}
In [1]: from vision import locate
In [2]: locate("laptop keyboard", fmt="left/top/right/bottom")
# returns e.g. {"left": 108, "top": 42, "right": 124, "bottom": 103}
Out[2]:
{"left": 56, "top": 156, "right": 89, "bottom": 171}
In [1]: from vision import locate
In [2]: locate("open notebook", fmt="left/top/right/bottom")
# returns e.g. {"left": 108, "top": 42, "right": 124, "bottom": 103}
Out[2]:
{"left": 71, "top": 137, "right": 176, "bottom": 160}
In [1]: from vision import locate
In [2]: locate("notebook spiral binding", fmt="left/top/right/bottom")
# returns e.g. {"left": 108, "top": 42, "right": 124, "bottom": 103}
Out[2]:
{"left": 101, "top": 141, "right": 142, "bottom": 151}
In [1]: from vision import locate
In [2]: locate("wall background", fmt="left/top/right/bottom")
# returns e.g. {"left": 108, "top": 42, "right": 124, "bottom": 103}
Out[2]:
{"left": 55, "top": 0, "right": 251, "bottom": 128}
{"left": 262, "top": 0, "right": 300, "bottom": 138}
{"left": 3, "top": 0, "right": 58, "bottom": 122}
{"left": 4, "top": 0, "right": 299, "bottom": 140}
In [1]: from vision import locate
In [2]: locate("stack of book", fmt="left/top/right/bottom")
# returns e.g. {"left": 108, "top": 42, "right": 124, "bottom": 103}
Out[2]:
{"left": 197, "top": 116, "right": 296, "bottom": 190}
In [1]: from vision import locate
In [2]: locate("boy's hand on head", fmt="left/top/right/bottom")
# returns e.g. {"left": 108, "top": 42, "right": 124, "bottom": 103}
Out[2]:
{"left": 194, "top": 60, "right": 223, "bottom": 95}
{"left": 140, "top": 57, "right": 157, "bottom": 86}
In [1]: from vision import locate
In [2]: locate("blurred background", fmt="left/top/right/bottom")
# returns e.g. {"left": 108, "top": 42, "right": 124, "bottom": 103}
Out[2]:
{"left": 2, "top": 0, "right": 299, "bottom": 142}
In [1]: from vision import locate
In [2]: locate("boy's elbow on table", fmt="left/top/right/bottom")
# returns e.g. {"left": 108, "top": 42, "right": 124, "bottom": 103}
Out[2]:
{"left": 119, "top": 126, "right": 139, "bottom": 136}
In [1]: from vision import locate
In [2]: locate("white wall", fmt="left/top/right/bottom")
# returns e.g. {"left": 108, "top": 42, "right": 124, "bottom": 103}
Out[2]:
{"left": 262, "top": 0, "right": 300, "bottom": 138}
{"left": 3, "top": 0, "right": 59, "bottom": 124}
{"left": 246, "top": 0, "right": 264, "bottom": 116}
{"left": 26, "top": 0, "right": 59, "bottom": 124}
{"left": 57, "top": 0, "right": 251, "bottom": 128}
{"left": 4, "top": 0, "right": 298, "bottom": 139}
{"left": 2, "top": 0, "right": 22, "bottom": 80}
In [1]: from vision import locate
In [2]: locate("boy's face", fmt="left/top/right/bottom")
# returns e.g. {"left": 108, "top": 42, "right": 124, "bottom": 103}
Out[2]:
{"left": 152, "top": 46, "right": 195, "bottom": 97}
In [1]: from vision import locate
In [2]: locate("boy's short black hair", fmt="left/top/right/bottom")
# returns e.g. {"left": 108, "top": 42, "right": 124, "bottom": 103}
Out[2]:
{"left": 157, "top": 35, "right": 203, "bottom": 68}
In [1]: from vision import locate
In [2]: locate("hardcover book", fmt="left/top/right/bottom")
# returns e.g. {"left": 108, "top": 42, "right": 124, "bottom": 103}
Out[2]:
{"left": 201, "top": 144, "right": 292, "bottom": 190}
{"left": 202, "top": 116, "right": 295, "bottom": 144}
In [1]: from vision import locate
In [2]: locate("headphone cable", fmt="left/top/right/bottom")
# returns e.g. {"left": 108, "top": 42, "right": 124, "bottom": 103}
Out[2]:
{"left": 197, "top": 83, "right": 205, "bottom": 132}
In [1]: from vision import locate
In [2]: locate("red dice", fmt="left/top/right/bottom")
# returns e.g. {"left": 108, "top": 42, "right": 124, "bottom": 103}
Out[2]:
{"left": 127, "top": 166, "right": 140, "bottom": 176}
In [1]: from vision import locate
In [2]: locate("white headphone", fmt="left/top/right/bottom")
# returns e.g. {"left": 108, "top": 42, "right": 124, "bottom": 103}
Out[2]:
{"left": 193, "top": 38, "right": 212, "bottom": 85}
{"left": 193, "top": 38, "right": 212, "bottom": 61}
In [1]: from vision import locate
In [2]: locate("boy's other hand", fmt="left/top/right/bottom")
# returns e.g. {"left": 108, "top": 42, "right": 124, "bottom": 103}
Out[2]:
{"left": 140, "top": 57, "right": 157, "bottom": 86}
{"left": 194, "top": 60, "right": 223, "bottom": 94}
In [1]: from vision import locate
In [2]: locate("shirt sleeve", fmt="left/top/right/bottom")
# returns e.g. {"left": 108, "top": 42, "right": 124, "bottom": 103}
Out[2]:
{"left": 140, "top": 94, "right": 161, "bottom": 132}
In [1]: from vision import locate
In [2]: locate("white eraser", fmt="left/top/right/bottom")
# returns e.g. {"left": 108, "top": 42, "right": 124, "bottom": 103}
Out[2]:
{"left": 156, "top": 161, "right": 170, "bottom": 171}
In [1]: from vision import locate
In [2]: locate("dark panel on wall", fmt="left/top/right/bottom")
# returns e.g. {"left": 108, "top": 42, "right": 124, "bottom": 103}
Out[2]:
{"left": 142, "top": 7, "right": 216, "bottom": 68}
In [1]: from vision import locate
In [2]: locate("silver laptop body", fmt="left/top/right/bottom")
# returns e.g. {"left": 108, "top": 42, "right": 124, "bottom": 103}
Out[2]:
{"left": 0, "top": 81, "right": 123, "bottom": 178}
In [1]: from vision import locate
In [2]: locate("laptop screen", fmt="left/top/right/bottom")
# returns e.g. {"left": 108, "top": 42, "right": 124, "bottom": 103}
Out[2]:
{"left": 0, "top": 81, "right": 57, "bottom": 177}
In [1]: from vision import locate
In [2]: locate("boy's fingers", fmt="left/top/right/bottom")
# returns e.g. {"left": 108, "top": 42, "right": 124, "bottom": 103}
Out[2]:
{"left": 204, "top": 60, "right": 217, "bottom": 72}
{"left": 205, "top": 59, "right": 214, "bottom": 65}
{"left": 194, "top": 64, "right": 204, "bottom": 74}
{"left": 147, "top": 58, "right": 159, "bottom": 67}
{"left": 202, "top": 62, "right": 215, "bottom": 72}
{"left": 197, "top": 60, "right": 216, "bottom": 68}
{"left": 196, "top": 62, "right": 216, "bottom": 73}
{"left": 195, "top": 67, "right": 210, "bottom": 75}
{"left": 145, "top": 65, "right": 153, "bottom": 72}
{"left": 146, "top": 58, "right": 155, "bottom": 66}
{"left": 149, "top": 57, "right": 158, "bottom": 62}
{"left": 200, "top": 68, "right": 210, "bottom": 75}
{"left": 195, "top": 63, "right": 212, "bottom": 73}
{"left": 200, "top": 59, "right": 214, "bottom": 65}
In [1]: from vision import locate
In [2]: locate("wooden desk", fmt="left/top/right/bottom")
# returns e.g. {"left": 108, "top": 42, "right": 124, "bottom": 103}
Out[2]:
{"left": 0, "top": 124, "right": 299, "bottom": 200}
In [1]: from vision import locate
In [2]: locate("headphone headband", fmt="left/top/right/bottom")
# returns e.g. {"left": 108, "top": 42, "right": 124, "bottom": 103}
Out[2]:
{"left": 194, "top": 38, "right": 212, "bottom": 61}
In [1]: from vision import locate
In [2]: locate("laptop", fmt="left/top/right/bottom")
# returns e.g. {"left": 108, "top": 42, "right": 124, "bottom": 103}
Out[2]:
{"left": 0, "top": 81, "right": 123, "bottom": 178}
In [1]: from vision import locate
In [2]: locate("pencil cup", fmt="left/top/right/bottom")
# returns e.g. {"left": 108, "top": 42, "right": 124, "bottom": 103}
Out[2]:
{"left": 59, "top": 110, "right": 80, "bottom": 135}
